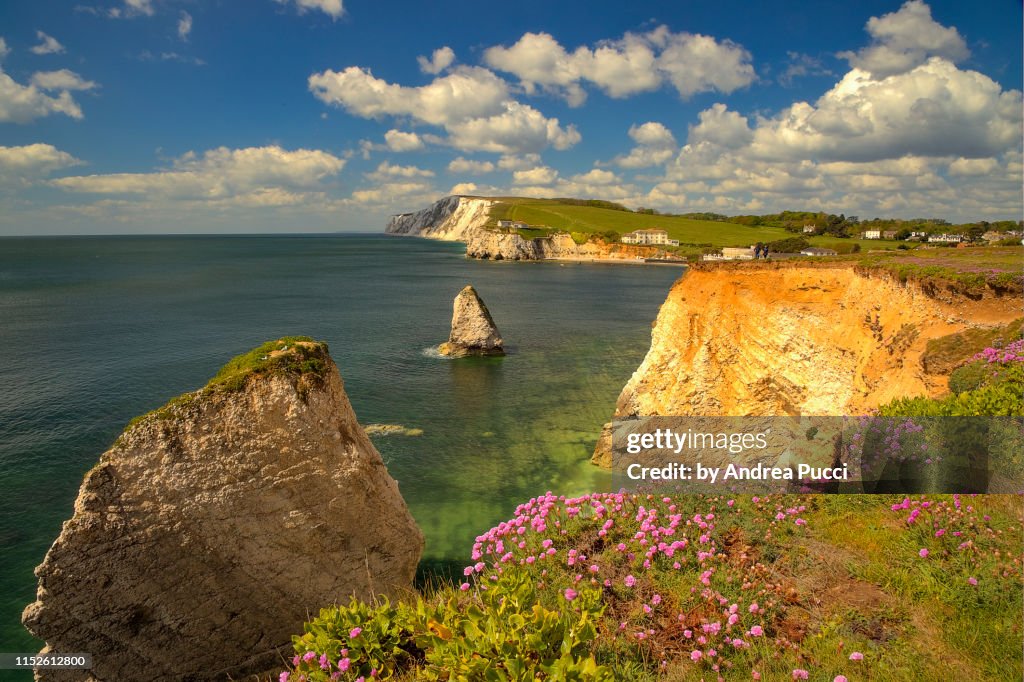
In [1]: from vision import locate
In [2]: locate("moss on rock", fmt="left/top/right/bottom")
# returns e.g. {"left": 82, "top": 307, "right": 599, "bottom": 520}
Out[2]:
{"left": 120, "top": 337, "right": 330, "bottom": 436}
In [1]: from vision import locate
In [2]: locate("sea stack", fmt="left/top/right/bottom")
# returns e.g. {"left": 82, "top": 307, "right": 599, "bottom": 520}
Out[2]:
{"left": 22, "top": 338, "right": 423, "bottom": 682}
{"left": 439, "top": 285, "right": 505, "bottom": 357}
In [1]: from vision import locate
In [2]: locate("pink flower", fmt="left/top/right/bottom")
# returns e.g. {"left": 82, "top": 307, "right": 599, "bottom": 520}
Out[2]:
{"left": 752, "top": 672, "right": 761, "bottom": 680}
{"left": 835, "top": 676, "right": 848, "bottom": 682}
{"left": 691, "top": 650, "right": 702, "bottom": 661}
{"left": 968, "top": 577, "right": 978, "bottom": 586}
{"left": 792, "top": 669, "right": 809, "bottom": 680}
{"left": 349, "top": 627, "right": 362, "bottom": 639}
{"left": 338, "top": 659, "right": 351, "bottom": 672}
{"left": 319, "top": 653, "right": 329, "bottom": 670}
{"left": 279, "top": 673, "right": 290, "bottom": 682}
{"left": 303, "top": 651, "right": 317, "bottom": 663}
{"left": 919, "top": 548, "right": 929, "bottom": 558}
{"left": 564, "top": 588, "right": 578, "bottom": 601}
{"left": 749, "top": 625, "right": 763, "bottom": 637}
{"left": 624, "top": 574, "right": 636, "bottom": 587}
{"left": 459, "top": 582, "right": 470, "bottom": 591}
{"left": 849, "top": 651, "right": 864, "bottom": 661}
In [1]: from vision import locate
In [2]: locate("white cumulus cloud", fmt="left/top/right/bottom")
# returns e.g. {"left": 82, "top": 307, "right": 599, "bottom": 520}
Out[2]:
{"left": 309, "top": 66, "right": 579, "bottom": 154}
{"left": 571, "top": 168, "right": 619, "bottom": 185}
{"left": 52, "top": 146, "right": 345, "bottom": 201}
{"left": 0, "top": 143, "right": 81, "bottom": 182}
{"left": 0, "top": 69, "right": 84, "bottom": 122}
{"left": 512, "top": 166, "right": 559, "bottom": 185}
{"left": 613, "top": 122, "right": 678, "bottom": 168}
{"left": 687, "top": 104, "right": 752, "bottom": 149}
{"left": 366, "top": 161, "right": 434, "bottom": 181}
{"left": 839, "top": 0, "right": 968, "bottom": 78}
{"left": 30, "top": 31, "right": 65, "bottom": 55}
{"left": 749, "top": 58, "right": 1022, "bottom": 163}
{"left": 277, "top": 0, "right": 343, "bottom": 19}
{"left": 448, "top": 157, "right": 495, "bottom": 174}
{"left": 445, "top": 100, "right": 580, "bottom": 154}
{"left": 417, "top": 46, "right": 455, "bottom": 75}
{"left": 483, "top": 27, "right": 754, "bottom": 105}
{"left": 450, "top": 182, "right": 478, "bottom": 195}
{"left": 384, "top": 129, "right": 425, "bottom": 152}
{"left": 30, "top": 69, "right": 98, "bottom": 91}
{"left": 178, "top": 11, "right": 192, "bottom": 40}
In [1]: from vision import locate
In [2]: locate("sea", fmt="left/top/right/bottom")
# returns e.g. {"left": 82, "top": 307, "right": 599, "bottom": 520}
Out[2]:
{"left": 0, "top": 233, "right": 682, "bottom": 657}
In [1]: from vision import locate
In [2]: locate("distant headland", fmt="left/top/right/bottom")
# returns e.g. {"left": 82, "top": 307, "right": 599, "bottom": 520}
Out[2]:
{"left": 385, "top": 195, "right": 1023, "bottom": 264}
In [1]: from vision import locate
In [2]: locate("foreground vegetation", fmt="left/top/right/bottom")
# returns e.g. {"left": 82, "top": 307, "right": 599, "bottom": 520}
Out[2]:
{"left": 881, "top": 338, "right": 1023, "bottom": 419}
{"left": 281, "top": 489, "right": 1022, "bottom": 681}
{"left": 278, "top": 323, "right": 1024, "bottom": 681}
{"left": 852, "top": 247, "right": 1024, "bottom": 293}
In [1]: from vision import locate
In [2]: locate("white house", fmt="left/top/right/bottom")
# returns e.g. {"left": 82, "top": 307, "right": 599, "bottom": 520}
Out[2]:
{"left": 928, "top": 234, "right": 963, "bottom": 243}
{"left": 862, "top": 230, "right": 882, "bottom": 239}
{"left": 802, "top": 225, "right": 816, "bottom": 234}
{"left": 800, "top": 247, "right": 838, "bottom": 257}
{"left": 497, "top": 220, "right": 514, "bottom": 228}
{"left": 622, "top": 228, "right": 671, "bottom": 245}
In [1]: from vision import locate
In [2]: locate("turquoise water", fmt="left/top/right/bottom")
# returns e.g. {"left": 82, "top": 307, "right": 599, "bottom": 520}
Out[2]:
{"left": 0, "top": 234, "right": 681, "bottom": 655}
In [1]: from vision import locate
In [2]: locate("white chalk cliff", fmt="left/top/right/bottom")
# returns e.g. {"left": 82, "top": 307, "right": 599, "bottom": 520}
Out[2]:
{"left": 385, "top": 195, "right": 494, "bottom": 241}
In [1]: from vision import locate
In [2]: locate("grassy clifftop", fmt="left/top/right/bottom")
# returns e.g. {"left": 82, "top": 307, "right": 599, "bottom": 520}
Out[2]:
{"left": 480, "top": 197, "right": 910, "bottom": 256}
{"left": 486, "top": 198, "right": 791, "bottom": 251}
{"left": 690, "top": 247, "right": 1024, "bottom": 296}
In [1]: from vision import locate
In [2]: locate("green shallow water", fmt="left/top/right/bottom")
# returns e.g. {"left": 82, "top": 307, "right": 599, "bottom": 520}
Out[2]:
{"left": 0, "top": 234, "right": 682, "bottom": 655}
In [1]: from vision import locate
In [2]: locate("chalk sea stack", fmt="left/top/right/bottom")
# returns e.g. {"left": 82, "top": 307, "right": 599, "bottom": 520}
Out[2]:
{"left": 22, "top": 338, "right": 423, "bottom": 682}
{"left": 439, "top": 285, "right": 505, "bottom": 357}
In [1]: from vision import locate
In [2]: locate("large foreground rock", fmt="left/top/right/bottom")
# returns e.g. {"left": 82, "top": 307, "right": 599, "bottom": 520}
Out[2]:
{"left": 439, "top": 285, "right": 505, "bottom": 357}
{"left": 22, "top": 338, "right": 424, "bottom": 681}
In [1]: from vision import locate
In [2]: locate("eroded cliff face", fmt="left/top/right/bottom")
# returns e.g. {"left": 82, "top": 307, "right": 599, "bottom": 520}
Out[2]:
{"left": 385, "top": 195, "right": 494, "bottom": 241}
{"left": 465, "top": 230, "right": 679, "bottom": 261}
{"left": 23, "top": 340, "right": 423, "bottom": 682}
{"left": 594, "top": 263, "right": 1021, "bottom": 466}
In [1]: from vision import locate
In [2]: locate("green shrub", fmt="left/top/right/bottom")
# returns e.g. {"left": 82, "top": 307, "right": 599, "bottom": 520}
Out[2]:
{"left": 286, "top": 567, "right": 610, "bottom": 681}
{"left": 292, "top": 596, "right": 420, "bottom": 680}
{"left": 414, "top": 569, "right": 609, "bottom": 681}
{"left": 948, "top": 360, "right": 990, "bottom": 394}
{"left": 878, "top": 364, "right": 1024, "bottom": 416}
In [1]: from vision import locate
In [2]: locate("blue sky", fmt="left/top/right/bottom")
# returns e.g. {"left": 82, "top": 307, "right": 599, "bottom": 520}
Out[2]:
{"left": 0, "top": 0, "right": 1021, "bottom": 234}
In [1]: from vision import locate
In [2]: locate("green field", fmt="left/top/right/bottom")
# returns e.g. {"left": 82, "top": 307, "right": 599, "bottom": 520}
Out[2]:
{"left": 487, "top": 198, "right": 792, "bottom": 247}
{"left": 484, "top": 198, "right": 913, "bottom": 254}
